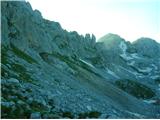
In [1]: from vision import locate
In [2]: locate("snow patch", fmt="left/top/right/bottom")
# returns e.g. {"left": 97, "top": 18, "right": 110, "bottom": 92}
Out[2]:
{"left": 125, "top": 111, "right": 145, "bottom": 118}
{"left": 119, "top": 41, "right": 144, "bottom": 61}
{"left": 131, "top": 53, "right": 142, "bottom": 59}
{"left": 127, "top": 61, "right": 135, "bottom": 66}
{"left": 119, "top": 41, "right": 127, "bottom": 52}
{"left": 138, "top": 75, "right": 145, "bottom": 78}
{"left": 151, "top": 64, "right": 158, "bottom": 70}
{"left": 143, "top": 100, "right": 157, "bottom": 104}
{"left": 120, "top": 54, "right": 133, "bottom": 60}
{"left": 119, "top": 41, "right": 133, "bottom": 60}
{"left": 119, "top": 66, "right": 138, "bottom": 76}
{"left": 80, "top": 59, "right": 94, "bottom": 68}
{"left": 106, "top": 68, "right": 120, "bottom": 79}
{"left": 150, "top": 75, "right": 159, "bottom": 79}
{"left": 137, "top": 67, "right": 152, "bottom": 73}
{"left": 118, "top": 66, "right": 141, "bottom": 79}
{"left": 158, "top": 84, "right": 160, "bottom": 91}
{"left": 86, "top": 106, "right": 92, "bottom": 111}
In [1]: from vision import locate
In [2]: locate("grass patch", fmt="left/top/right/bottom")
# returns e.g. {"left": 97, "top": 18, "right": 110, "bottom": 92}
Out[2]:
{"left": 51, "top": 52, "right": 103, "bottom": 78}
{"left": 1, "top": 67, "right": 10, "bottom": 78}
{"left": 115, "top": 79, "right": 155, "bottom": 99}
{"left": 1, "top": 79, "right": 44, "bottom": 118}
{"left": 1, "top": 62, "right": 36, "bottom": 84}
{"left": 90, "top": 56, "right": 103, "bottom": 65}
{"left": 155, "top": 78, "right": 160, "bottom": 84}
{"left": 1, "top": 81, "right": 31, "bottom": 118}
{"left": 10, "top": 43, "right": 38, "bottom": 64}
{"left": 78, "top": 111, "right": 101, "bottom": 118}
{"left": 1, "top": 46, "right": 9, "bottom": 65}
{"left": 39, "top": 52, "right": 49, "bottom": 62}
{"left": 10, "top": 63, "right": 35, "bottom": 83}
{"left": 62, "top": 112, "right": 74, "bottom": 118}
{"left": 1, "top": 46, "right": 36, "bottom": 83}
{"left": 84, "top": 47, "right": 96, "bottom": 53}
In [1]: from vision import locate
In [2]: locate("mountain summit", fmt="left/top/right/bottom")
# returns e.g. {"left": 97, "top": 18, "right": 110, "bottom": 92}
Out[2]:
{"left": 98, "top": 33, "right": 124, "bottom": 48}
{"left": 133, "top": 37, "right": 160, "bottom": 58}
{"left": 1, "top": 1, "right": 160, "bottom": 119}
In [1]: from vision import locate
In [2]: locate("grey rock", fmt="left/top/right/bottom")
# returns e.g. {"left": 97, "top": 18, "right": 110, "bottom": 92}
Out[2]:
{"left": 8, "top": 78, "right": 20, "bottom": 84}
{"left": 86, "top": 105, "right": 92, "bottom": 111}
{"left": 30, "top": 112, "right": 41, "bottom": 119}
{"left": 1, "top": 1, "right": 160, "bottom": 119}
{"left": 1, "top": 101, "right": 15, "bottom": 108}
{"left": 133, "top": 37, "right": 160, "bottom": 58}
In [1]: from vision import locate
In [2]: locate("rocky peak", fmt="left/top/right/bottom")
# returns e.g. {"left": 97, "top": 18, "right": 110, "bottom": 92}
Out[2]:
{"left": 2, "top": 1, "right": 97, "bottom": 58}
{"left": 133, "top": 37, "right": 160, "bottom": 58}
{"left": 98, "top": 33, "right": 125, "bottom": 47}
{"left": 1, "top": 1, "right": 160, "bottom": 119}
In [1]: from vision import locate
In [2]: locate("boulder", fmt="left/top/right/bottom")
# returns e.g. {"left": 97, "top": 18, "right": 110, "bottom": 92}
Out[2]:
{"left": 30, "top": 112, "right": 41, "bottom": 119}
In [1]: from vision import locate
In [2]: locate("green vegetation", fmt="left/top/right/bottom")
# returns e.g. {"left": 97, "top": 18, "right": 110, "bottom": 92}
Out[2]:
{"left": 1, "top": 63, "right": 35, "bottom": 84}
{"left": 51, "top": 52, "right": 103, "bottom": 78}
{"left": 62, "top": 112, "right": 74, "bottom": 118}
{"left": 2, "top": 81, "right": 31, "bottom": 118}
{"left": 1, "top": 67, "right": 9, "bottom": 78}
{"left": 90, "top": 55, "right": 104, "bottom": 66}
{"left": 1, "top": 102, "right": 32, "bottom": 119}
{"left": 88, "top": 111, "right": 101, "bottom": 118}
{"left": 90, "top": 56, "right": 101, "bottom": 65}
{"left": 10, "top": 44, "right": 38, "bottom": 64}
{"left": 1, "top": 47, "right": 9, "bottom": 64}
{"left": 55, "top": 52, "right": 100, "bottom": 76}
{"left": 78, "top": 112, "right": 89, "bottom": 119}
{"left": 78, "top": 111, "right": 101, "bottom": 118}
{"left": 2, "top": 80, "right": 101, "bottom": 119}
{"left": 1, "top": 78, "right": 48, "bottom": 119}
{"left": 1, "top": 45, "right": 37, "bottom": 83}
{"left": 155, "top": 78, "right": 160, "bottom": 84}
{"left": 1, "top": 46, "right": 35, "bottom": 83}
{"left": 29, "top": 101, "right": 48, "bottom": 113}
{"left": 58, "top": 42, "right": 68, "bottom": 49}
{"left": 2, "top": 98, "right": 44, "bottom": 119}
{"left": 10, "top": 63, "right": 34, "bottom": 83}
{"left": 78, "top": 60, "right": 97, "bottom": 75}
{"left": 39, "top": 52, "right": 49, "bottom": 62}
{"left": 84, "top": 47, "right": 96, "bottom": 53}
{"left": 115, "top": 79, "right": 155, "bottom": 99}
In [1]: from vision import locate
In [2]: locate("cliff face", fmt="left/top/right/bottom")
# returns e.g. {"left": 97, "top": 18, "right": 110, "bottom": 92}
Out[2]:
{"left": 1, "top": 1, "right": 160, "bottom": 119}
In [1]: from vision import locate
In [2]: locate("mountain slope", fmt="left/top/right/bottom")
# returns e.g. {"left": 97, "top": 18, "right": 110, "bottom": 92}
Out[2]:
{"left": 1, "top": 1, "right": 160, "bottom": 119}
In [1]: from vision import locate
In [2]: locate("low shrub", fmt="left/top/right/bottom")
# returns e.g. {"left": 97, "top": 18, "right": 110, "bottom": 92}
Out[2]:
{"left": 78, "top": 111, "right": 101, "bottom": 119}
{"left": 11, "top": 43, "right": 37, "bottom": 64}
{"left": 155, "top": 78, "right": 160, "bottom": 84}
{"left": 115, "top": 79, "right": 155, "bottom": 99}
{"left": 62, "top": 111, "right": 74, "bottom": 118}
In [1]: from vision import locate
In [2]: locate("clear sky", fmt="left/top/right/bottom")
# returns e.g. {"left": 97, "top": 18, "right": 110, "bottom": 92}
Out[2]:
{"left": 27, "top": 0, "right": 160, "bottom": 42}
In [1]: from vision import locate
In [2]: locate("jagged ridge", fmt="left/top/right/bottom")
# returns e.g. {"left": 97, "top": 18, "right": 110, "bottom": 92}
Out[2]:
{"left": 1, "top": 1, "right": 160, "bottom": 119}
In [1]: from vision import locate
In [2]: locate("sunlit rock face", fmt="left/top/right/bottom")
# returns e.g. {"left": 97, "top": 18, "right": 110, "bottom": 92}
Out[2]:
{"left": 1, "top": 1, "right": 160, "bottom": 119}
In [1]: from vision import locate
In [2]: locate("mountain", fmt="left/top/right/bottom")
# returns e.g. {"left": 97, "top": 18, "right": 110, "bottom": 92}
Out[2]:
{"left": 133, "top": 37, "right": 160, "bottom": 58}
{"left": 1, "top": 1, "right": 160, "bottom": 119}
{"left": 98, "top": 33, "right": 125, "bottom": 48}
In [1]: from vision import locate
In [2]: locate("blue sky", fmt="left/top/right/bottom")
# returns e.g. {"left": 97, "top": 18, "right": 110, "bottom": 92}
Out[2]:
{"left": 27, "top": 0, "right": 160, "bottom": 42}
